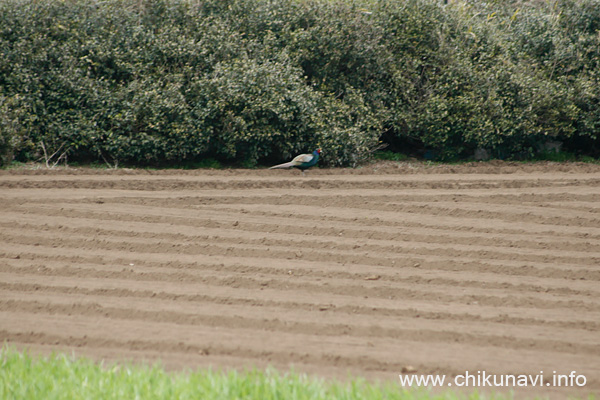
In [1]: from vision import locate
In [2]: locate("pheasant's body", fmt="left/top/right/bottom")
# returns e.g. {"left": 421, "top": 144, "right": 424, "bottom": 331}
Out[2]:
{"left": 269, "top": 149, "right": 321, "bottom": 174}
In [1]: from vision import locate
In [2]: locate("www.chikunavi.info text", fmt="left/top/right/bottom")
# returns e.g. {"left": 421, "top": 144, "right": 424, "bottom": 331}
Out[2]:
{"left": 399, "top": 371, "right": 587, "bottom": 388}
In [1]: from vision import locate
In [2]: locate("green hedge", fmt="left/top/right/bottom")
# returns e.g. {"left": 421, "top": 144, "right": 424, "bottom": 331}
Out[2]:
{"left": 0, "top": 0, "right": 599, "bottom": 166}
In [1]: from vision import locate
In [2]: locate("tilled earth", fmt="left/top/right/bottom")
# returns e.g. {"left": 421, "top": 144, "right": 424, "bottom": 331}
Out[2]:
{"left": 1, "top": 161, "right": 599, "bottom": 398}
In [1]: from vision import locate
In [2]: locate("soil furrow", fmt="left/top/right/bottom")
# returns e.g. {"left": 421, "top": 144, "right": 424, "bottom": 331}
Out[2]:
{"left": 2, "top": 222, "right": 600, "bottom": 267}
{"left": 3, "top": 281, "right": 598, "bottom": 330}
{"left": 2, "top": 300, "right": 598, "bottom": 355}
{"left": 4, "top": 251, "right": 598, "bottom": 297}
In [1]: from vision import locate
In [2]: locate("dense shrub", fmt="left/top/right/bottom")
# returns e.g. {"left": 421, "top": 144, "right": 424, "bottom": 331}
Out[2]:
{"left": 0, "top": 0, "right": 599, "bottom": 166}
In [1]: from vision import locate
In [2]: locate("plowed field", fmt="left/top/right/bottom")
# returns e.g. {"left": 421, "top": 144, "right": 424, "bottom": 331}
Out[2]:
{"left": 1, "top": 162, "right": 599, "bottom": 398}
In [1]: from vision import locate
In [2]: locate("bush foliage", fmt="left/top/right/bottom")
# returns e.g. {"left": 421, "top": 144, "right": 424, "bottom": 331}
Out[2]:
{"left": 0, "top": 0, "right": 599, "bottom": 166}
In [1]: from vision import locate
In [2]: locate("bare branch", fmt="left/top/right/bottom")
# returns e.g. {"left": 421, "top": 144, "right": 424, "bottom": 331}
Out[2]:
{"left": 40, "top": 141, "right": 70, "bottom": 168}
{"left": 99, "top": 150, "right": 119, "bottom": 169}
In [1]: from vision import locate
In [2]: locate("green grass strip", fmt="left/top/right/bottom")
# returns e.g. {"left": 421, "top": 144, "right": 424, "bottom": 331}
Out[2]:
{"left": 0, "top": 346, "right": 518, "bottom": 400}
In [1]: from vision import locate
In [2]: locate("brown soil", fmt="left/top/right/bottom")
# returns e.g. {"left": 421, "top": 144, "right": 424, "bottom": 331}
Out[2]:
{"left": 1, "top": 161, "right": 599, "bottom": 399}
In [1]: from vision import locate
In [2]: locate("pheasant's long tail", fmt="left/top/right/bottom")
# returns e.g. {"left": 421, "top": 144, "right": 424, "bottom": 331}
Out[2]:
{"left": 269, "top": 161, "right": 296, "bottom": 169}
